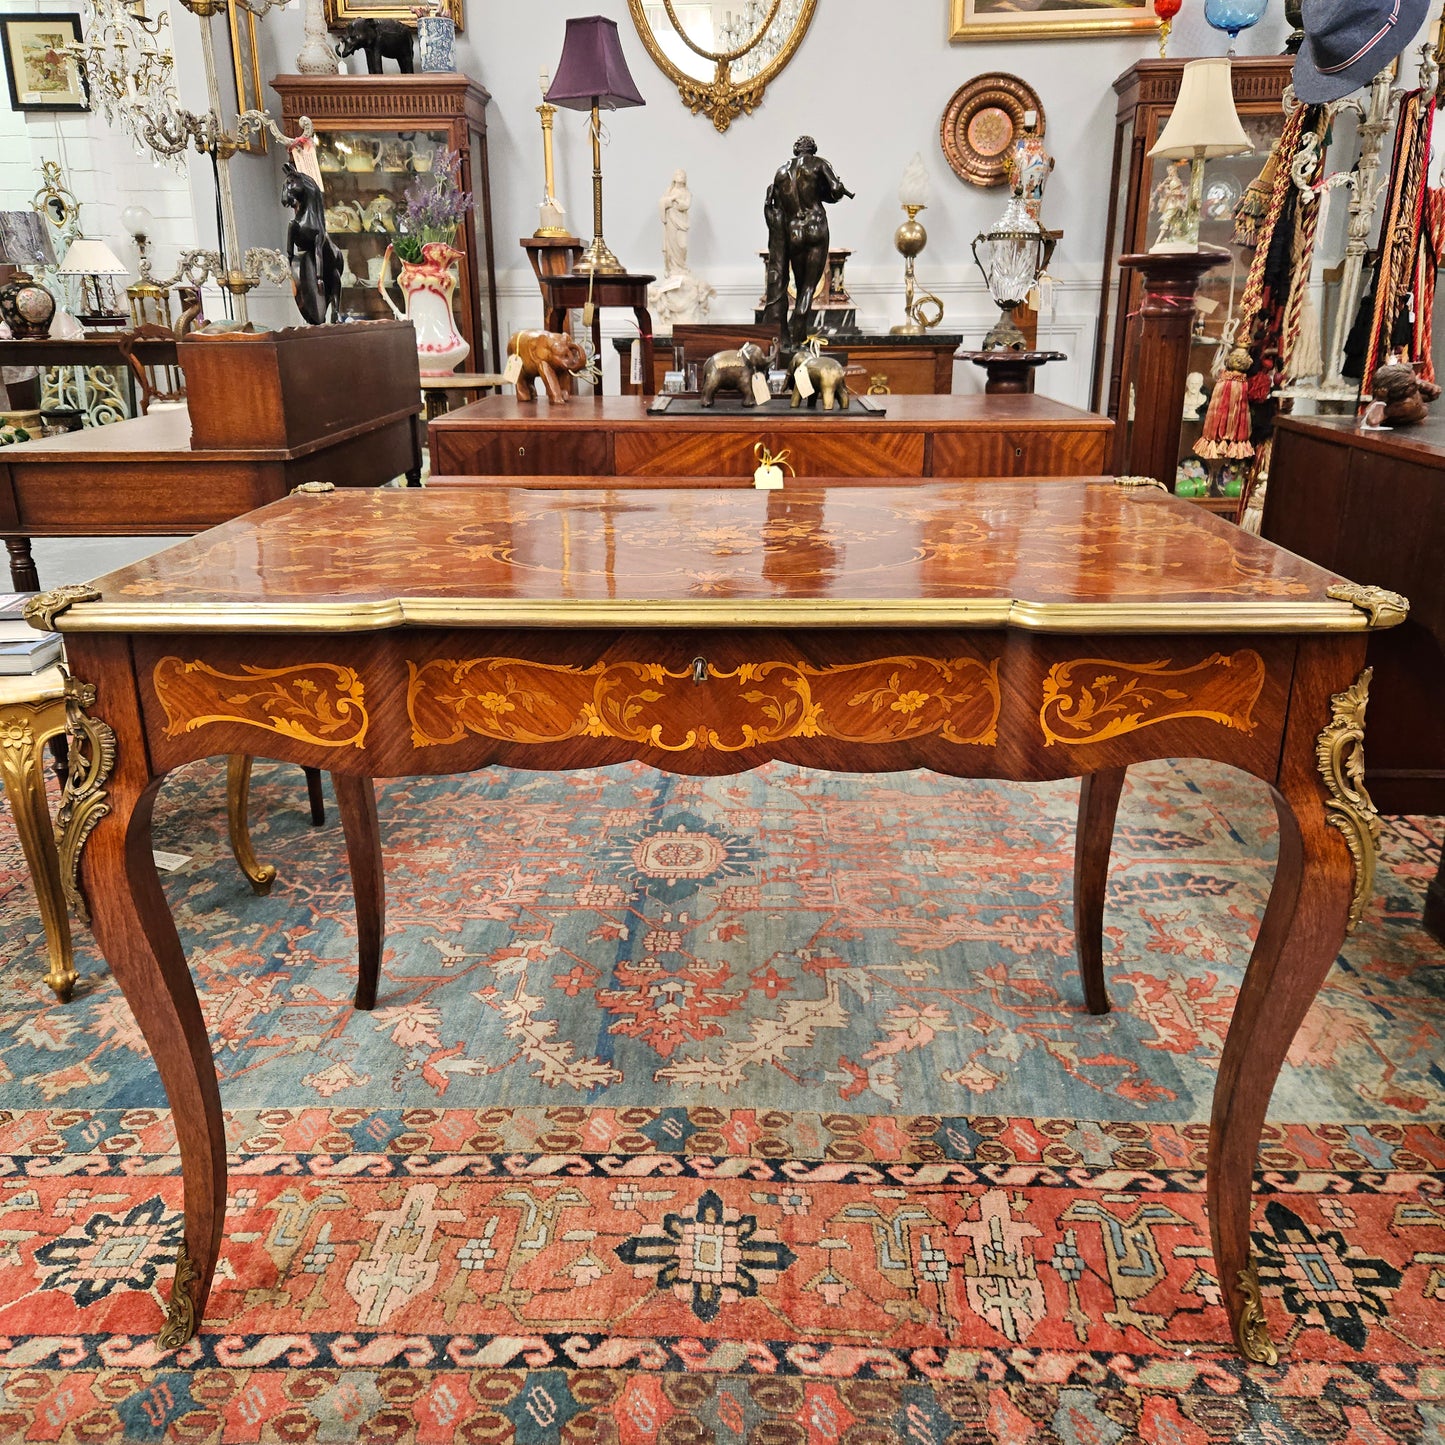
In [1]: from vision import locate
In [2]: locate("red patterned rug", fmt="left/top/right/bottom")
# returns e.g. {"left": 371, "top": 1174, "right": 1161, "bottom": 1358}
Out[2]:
{"left": 0, "top": 758, "right": 1441, "bottom": 1442}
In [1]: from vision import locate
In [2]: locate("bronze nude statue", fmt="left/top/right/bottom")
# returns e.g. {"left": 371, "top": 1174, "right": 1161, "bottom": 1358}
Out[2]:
{"left": 763, "top": 136, "right": 854, "bottom": 358}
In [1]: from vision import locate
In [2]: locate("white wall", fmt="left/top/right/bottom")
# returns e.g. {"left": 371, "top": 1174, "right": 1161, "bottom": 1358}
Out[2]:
{"left": 251, "top": 0, "right": 1293, "bottom": 400}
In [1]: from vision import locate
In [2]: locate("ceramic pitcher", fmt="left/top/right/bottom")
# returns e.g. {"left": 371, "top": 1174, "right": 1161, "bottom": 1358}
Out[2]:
{"left": 378, "top": 240, "right": 469, "bottom": 376}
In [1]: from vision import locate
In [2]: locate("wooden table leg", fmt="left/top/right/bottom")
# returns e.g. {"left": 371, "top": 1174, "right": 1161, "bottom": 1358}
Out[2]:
{"left": 1209, "top": 648, "right": 1373, "bottom": 1364}
{"left": 67, "top": 670, "right": 225, "bottom": 1347}
{"left": 5, "top": 538, "right": 39, "bottom": 592}
{"left": 0, "top": 689, "right": 76, "bottom": 1000}
{"left": 634, "top": 305, "right": 656, "bottom": 398}
{"left": 305, "top": 766, "right": 326, "bottom": 826}
{"left": 1423, "top": 840, "right": 1445, "bottom": 944}
{"left": 225, "top": 755, "right": 276, "bottom": 896}
{"left": 334, "top": 773, "right": 383, "bottom": 1011}
{"left": 1074, "top": 767, "right": 1126, "bottom": 1016}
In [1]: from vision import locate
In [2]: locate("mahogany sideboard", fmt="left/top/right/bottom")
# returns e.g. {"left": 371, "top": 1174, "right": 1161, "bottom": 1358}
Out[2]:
{"left": 1262, "top": 412, "right": 1445, "bottom": 941}
{"left": 427, "top": 394, "right": 1112, "bottom": 481}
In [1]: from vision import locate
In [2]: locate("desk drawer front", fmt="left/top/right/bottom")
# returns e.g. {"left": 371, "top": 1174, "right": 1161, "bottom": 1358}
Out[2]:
{"left": 931, "top": 429, "right": 1109, "bottom": 479}
{"left": 430, "top": 429, "right": 610, "bottom": 476}
{"left": 615, "top": 429, "right": 925, "bottom": 478}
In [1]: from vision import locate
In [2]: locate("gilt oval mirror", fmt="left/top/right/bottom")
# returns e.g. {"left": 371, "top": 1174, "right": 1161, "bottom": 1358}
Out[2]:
{"left": 628, "top": 0, "right": 818, "bottom": 133}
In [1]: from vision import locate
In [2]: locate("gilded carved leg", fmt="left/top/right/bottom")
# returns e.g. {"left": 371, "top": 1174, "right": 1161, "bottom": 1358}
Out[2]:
{"left": 1209, "top": 656, "right": 1375, "bottom": 1364}
{"left": 0, "top": 689, "right": 76, "bottom": 1000}
{"left": 62, "top": 670, "right": 225, "bottom": 1346}
{"left": 335, "top": 774, "right": 383, "bottom": 1011}
{"left": 1074, "top": 767, "right": 1126, "bottom": 1016}
{"left": 225, "top": 756, "right": 277, "bottom": 896}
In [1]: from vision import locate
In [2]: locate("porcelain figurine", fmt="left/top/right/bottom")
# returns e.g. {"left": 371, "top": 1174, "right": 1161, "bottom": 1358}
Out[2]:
{"left": 1182, "top": 371, "right": 1207, "bottom": 420}
{"left": 650, "top": 169, "right": 715, "bottom": 326}
{"left": 1151, "top": 163, "right": 1192, "bottom": 250}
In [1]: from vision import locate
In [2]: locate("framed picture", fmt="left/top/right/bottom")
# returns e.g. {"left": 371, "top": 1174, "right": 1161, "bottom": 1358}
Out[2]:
{"left": 324, "top": 0, "right": 463, "bottom": 34}
{"left": 227, "top": 0, "right": 266, "bottom": 154}
{"left": 950, "top": 0, "right": 1158, "bottom": 43}
{"left": 1, "top": 13, "right": 88, "bottom": 112}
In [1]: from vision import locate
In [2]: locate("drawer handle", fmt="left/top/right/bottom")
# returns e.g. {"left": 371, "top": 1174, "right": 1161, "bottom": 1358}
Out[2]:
{"left": 868, "top": 373, "right": 891, "bottom": 395}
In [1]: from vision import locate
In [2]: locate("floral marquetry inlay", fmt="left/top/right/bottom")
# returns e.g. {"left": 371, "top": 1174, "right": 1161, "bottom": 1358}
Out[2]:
{"left": 153, "top": 659, "right": 369, "bottom": 749}
{"left": 408, "top": 656, "right": 1001, "bottom": 753}
{"left": 1039, "top": 652, "right": 1266, "bottom": 747}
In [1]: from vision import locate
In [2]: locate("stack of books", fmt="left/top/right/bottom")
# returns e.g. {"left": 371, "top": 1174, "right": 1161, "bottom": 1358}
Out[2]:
{"left": 0, "top": 593, "right": 63, "bottom": 676}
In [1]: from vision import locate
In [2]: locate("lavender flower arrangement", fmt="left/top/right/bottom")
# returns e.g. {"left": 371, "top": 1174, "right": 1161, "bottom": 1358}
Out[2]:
{"left": 393, "top": 149, "right": 474, "bottom": 264}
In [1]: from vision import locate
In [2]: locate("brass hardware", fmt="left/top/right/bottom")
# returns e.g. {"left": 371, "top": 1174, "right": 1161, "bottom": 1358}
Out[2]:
{"left": 158, "top": 1241, "right": 199, "bottom": 1348}
{"left": 628, "top": 0, "right": 817, "bottom": 134}
{"left": 1114, "top": 476, "right": 1167, "bottom": 492}
{"left": 52, "top": 595, "right": 1400, "bottom": 636}
{"left": 1235, "top": 1260, "right": 1278, "bottom": 1366}
{"left": 518, "top": 445, "right": 526, "bottom": 457}
{"left": 1325, "top": 582, "right": 1410, "bottom": 629}
{"left": 1315, "top": 666, "right": 1382, "bottom": 934}
{"left": 23, "top": 584, "right": 101, "bottom": 632}
{"left": 56, "top": 676, "right": 118, "bottom": 927}
{"left": 867, "top": 374, "right": 891, "bottom": 395}
{"left": 290, "top": 481, "right": 335, "bottom": 496}
{"left": 1014, "top": 446, "right": 1024, "bottom": 459}
{"left": 226, "top": 755, "right": 276, "bottom": 896}
{"left": 691, "top": 657, "right": 708, "bottom": 685}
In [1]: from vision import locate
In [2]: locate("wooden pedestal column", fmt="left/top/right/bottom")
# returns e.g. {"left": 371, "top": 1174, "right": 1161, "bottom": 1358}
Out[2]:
{"left": 1112, "top": 249, "right": 1228, "bottom": 487}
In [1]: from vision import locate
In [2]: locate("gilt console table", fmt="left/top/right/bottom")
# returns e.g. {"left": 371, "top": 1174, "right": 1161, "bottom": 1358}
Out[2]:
{"left": 427, "top": 394, "right": 1112, "bottom": 481}
{"left": 33, "top": 480, "right": 1402, "bottom": 1360}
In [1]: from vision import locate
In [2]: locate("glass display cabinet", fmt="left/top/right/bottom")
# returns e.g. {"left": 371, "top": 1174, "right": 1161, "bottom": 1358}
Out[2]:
{"left": 1091, "top": 58, "right": 1294, "bottom": 497}
{"left": 271, "top": 73, "right": 500, "bottom": 373}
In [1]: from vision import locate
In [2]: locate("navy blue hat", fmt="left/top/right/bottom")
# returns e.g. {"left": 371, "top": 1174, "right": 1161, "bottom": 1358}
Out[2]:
{"left": 1294, "top": 0, "right": 1432, "bottom": 103}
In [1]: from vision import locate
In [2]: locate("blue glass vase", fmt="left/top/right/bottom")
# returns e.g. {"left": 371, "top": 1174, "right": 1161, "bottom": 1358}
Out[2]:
{"left": 1204, "top": 0, "right": 1268, "bottom": 49}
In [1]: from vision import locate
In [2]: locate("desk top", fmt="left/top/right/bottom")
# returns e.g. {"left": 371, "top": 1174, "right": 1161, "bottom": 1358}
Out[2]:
{"left": 431, "top": 393, "right": 1110, "bottom": 432}
{"left": 51, "top": 482, "right": 1399, "bottom": 636}
{"left": 0, "top": 408, "right": 193, "bottom": 461}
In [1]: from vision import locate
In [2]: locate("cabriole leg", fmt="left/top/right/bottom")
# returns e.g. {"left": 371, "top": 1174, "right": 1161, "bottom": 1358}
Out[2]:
{"left": 1074, "top": 766, "right": 1126, "bottom": 1016}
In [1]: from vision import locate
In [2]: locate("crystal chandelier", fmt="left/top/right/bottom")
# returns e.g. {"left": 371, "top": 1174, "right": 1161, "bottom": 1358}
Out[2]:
{"left": 716, "top": 0, "right": 803, "bottom": 81}
{"left": 70, "top": 0, "right": 180, "bottom": 164}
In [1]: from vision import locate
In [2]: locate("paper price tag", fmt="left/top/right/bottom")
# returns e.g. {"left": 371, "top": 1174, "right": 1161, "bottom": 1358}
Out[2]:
{"left": 502, "top": 353, "right": 523, "bottom": 385}
{"left": 152, "top": 849, "right": 191, "bottom": 872}
{"left": 582, "top": 302, "right": 596, "bottom": 327}
{"left": 751, "top": 373, "right": 771, "bottom": 406}
{"left": 630, "top": 339, "right": 642, "bottom": 386}
{"left": 794, "top": 366, "right": 814, "bottom": 399}
{"left": 753, "top": 463, "right": 784, "bottom": 489}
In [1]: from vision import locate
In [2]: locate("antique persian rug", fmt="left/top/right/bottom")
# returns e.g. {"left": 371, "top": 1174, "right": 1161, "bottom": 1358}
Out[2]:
{"left": 0, "top": 756, "right": 1441, "bottom": 1443}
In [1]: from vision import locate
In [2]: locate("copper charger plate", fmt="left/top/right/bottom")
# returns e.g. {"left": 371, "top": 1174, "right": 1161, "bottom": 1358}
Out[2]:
{"left": 940, "top": 73, "right": 1045, "bottom": 188}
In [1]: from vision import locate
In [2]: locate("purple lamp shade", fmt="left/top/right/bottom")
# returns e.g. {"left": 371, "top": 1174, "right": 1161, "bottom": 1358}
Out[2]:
{"left": 544, "top": 16, "right": 645, "bottom": 111}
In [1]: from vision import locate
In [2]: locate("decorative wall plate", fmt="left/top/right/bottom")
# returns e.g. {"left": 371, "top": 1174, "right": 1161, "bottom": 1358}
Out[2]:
{"left": 940, "top": 73, "right": 1045, "bottom": 189}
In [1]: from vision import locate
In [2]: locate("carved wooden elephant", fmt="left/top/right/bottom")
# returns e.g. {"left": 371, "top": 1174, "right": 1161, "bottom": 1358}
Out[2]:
{"left": 790, "top": 352, "right": 850, "bottom": 411}
{"left": 508, "top": 329, "right": 589, "bottom": 404}
{"left": 700, "top": 342, "right": 773, "bottom": 407}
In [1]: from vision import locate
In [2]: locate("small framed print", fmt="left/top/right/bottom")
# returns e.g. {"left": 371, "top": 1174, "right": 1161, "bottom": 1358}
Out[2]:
{"left": 324, "top": 0, "right": 463, "bottom": 33}
{"left": 950, "top": 0, "right": 1157, "bottom": 43}
{"left": 1, "top": 13, "right": 88, "bottom": 112}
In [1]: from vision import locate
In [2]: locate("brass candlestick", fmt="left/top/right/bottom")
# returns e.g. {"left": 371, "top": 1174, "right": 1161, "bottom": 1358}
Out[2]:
{"left": 534, "top": 70, "right": 571, "bottom": 240}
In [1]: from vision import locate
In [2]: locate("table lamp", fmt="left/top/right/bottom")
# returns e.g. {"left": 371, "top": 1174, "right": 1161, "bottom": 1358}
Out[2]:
{"left": 1147, "top": 58, "right": 1250, "bottom": 252}
{"left": 890, "top": 154, "right": 944, "bottom": 336}
{"left": 59, "top": 237, "right": 130, "bottom": 330}
{"left": 544, "top": 16, "right": 645, "bottom": 276}
{"left": 0, "top": 210, "right": 58, "bottom": 340}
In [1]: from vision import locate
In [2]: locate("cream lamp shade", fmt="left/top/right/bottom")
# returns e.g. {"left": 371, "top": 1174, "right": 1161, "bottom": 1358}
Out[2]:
{"left": 57, "top": 238, "right": 129, "bottom": 276}
{"left": 1149, "top": 58, "right": 1250, "bottom": 159}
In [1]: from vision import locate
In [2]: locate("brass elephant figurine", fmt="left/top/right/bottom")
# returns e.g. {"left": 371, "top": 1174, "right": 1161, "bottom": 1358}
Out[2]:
{"left": 508, "top": 329, "right": 589, "bottom": 404}
{"left": 790, "top": 351, "right": 850, "bottom": 410}
{"left": 700, "top": 341, "right": 776, "bottom": 407}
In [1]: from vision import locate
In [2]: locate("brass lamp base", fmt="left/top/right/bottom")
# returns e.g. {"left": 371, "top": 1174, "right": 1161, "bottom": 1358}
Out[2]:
{"left": 572, "top": 236, "right": 626, "bottom": 276}
{"left": 890, "top": 321, "right": 925, "bottom": 336}
{"left": 980, "top": 306, "right": 1029, "bottom": 352}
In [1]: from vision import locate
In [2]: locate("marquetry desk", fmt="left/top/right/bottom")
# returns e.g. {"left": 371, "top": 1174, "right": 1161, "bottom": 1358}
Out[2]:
{"left": 34, "top": 480, "right": 1403, "bottom": 1360}
{"left": 426, "top": 394, "right": 1112, "bottom": 481}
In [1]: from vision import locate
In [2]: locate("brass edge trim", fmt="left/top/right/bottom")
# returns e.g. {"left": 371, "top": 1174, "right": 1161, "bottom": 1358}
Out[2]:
{"left": 53, "top": 597, "right": 1379, "bottom": 634}
{"left": 1315, "top": 666, "right": 1381, "bottom": 935}
{"left": 1325, "top": 581, "right": 1410, "bottom": 629}
{"left": 24, "top": 585, "right": 101, "bottom": 631}
{"left": 1235, "top": 1261, "right": 1278, "bottom": 1367}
